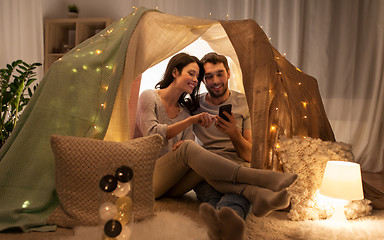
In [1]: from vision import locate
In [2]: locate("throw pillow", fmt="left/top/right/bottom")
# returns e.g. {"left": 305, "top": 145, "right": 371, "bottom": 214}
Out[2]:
{"left": 276, "top": 136, "right": 371, "bottom": 221}
{"left": 47, "top": 134, "right": 163, "bottom": 227}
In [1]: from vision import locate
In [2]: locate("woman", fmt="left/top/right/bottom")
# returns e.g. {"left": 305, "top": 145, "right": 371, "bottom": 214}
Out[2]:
{"left": 134, "top": 53, "right": 297, "bottom": 217}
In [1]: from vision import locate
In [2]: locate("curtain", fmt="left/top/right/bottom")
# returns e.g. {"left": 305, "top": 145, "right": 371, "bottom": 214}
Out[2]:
{"left": 0, "top": 0, "right": 44, "bottom": 81}
{"left": 153, "top": 0, "right": 384, "bottom": 172}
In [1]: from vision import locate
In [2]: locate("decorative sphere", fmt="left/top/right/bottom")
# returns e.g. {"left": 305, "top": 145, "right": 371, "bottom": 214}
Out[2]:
{"left": 115, "top": 196, "right": 133, "bottom": 213}
{"left": 99, "top": 202, "right": 118, "bottom": 222}
{"left": 104, "top": 219, "right": 122, "bottom": 238}
{"left": 117, "top": 226, "right": 132, "bottom": 240}
{"left": 100, "top": 175, "right": 118, "bottom": 192}
{"left": 115, "top": 210, "right": 131, "bottom": 226}
{"left": 113, "top": 182, "right": 131, "bottom": 197}
{"left": 115, "top": 165, "right": 133, "bottom": 183}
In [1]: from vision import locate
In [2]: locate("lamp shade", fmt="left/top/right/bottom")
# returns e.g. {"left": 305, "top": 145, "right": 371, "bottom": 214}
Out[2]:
{"left": 319, "top": 161, "right": 364, "bottom": 200}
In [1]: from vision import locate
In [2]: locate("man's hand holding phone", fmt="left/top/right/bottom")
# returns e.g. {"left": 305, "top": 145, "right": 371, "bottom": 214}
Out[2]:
{"left": 216, "top": 104, "right": 237, "bottom": 136}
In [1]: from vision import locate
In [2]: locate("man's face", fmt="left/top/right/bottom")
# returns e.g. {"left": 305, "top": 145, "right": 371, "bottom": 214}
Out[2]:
{"left": 203, "top": 62, "right": 230, "bottom": 98}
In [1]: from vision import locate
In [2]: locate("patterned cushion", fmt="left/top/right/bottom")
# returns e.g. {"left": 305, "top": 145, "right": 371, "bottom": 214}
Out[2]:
{"left": 47, "top": 134, "right": 163, "bottom": 227}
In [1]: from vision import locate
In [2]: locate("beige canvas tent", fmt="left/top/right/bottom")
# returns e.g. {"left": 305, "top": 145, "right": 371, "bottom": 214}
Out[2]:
{"left": 0, "top": 8, "right": 334, "bottom": 231}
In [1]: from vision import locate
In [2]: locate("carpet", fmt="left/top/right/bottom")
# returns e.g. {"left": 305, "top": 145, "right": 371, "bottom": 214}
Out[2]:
{"left": 2, "top": 194, "right": 384, "bottom": 240}
{"left": 60, "top": 211, "right": 208, "bottom": 240}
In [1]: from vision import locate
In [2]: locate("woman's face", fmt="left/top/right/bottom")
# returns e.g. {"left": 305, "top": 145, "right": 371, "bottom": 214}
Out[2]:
{"left": 173, "top": 62, "right": 200, "bottom": 94}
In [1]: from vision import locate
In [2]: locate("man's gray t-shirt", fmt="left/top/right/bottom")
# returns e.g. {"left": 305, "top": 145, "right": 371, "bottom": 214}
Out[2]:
{"left": 193, "top": 90, "right": 251, "bottom": 163}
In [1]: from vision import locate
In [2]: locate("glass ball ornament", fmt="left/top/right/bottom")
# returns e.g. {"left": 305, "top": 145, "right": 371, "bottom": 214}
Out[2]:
{"left": 113, "top": 182, "right": 131, "bottom": 197}
{"left": 104, "top": 219, "right": 122, "bottom": 238}
{"left": 117, "top": 226, "right": 132, "bottom": 240}
{"left": 100, "top": 174, "right": 118, "bottom": 192}
{"left": 115, "top": 210, "right": 131, "bottom": 226}
{"left": 115, "top": 165, "right": 133, "bottom": 183}
{"left": 99, "top": 202, "right": 118, "bottom": 222}
{"left": 115, "top": 196, "right": 133, "bottom": 213}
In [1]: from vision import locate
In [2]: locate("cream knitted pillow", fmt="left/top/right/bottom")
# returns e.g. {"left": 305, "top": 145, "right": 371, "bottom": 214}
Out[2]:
{"left": 47, "top": 134, "right": 163, "bottom": 227}
{"left": 276, "top": 136, "right": 371, "bottom": 221}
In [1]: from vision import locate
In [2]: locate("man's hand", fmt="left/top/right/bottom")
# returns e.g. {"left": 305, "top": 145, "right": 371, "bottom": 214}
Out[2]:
{"left": 215, "top": 111, "right": 237, "bottom": 136}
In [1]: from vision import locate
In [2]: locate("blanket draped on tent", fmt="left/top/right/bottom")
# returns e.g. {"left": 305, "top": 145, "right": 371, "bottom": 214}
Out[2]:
{"left": 0, "top": 8, "right": 334, "bottom": 232}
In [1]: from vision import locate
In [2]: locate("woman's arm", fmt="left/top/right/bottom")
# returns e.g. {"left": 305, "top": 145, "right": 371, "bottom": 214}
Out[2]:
{"left": 166, "top": 113, "right": 213, "bottom": 140}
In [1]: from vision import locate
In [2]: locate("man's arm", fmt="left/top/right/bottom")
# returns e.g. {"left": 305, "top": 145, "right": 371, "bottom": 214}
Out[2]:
{"left": 215, "top": 111, "right": 252, "bottom": 162}
{"left": 229, "top": 128, "right": 252, "bottom": 162}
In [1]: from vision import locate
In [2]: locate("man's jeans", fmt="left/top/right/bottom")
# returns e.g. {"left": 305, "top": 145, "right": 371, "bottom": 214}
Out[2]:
{"left": 194, "top": 181, "right": 250, "bottom": 219}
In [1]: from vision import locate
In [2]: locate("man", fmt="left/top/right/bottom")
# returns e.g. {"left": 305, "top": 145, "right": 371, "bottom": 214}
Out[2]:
{"left": 193, "top": 52, "right": 252, "bottom": 240}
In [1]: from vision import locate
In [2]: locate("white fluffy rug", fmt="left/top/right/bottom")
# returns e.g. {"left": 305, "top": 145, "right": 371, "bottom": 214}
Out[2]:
{"left": 60, "top": 211, "right": 208, "bottom": 240}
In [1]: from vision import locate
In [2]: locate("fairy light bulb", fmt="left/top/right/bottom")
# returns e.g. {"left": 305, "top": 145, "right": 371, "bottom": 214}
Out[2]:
{"left": 301, "top": 101, "right": 308, "bottom": 108}
{"left": 96, "top": 49, "right": 102, "bottom": 55}
{"left": 226, "top": 14, "right": 229, "bottom": 20}
{"left": 82, "top": 65, "right": 88, "bottom": 70}
{"left": 72, "top": 68, "right": 77, "bottom": 73}
{"left": 103, "top": 86, "right": 108, "bottom": 91}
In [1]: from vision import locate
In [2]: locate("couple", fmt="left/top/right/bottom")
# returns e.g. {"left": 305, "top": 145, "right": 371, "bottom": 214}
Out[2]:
{"left": 134, "top": 52, "right": 297, "bottom": 240}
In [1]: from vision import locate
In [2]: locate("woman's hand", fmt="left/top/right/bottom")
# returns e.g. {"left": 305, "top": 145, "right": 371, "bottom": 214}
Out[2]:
{"left": 191, "top": 112, "right": 214, "bottom": 128}
{"left": 172, "top": 140, "right": 185, "bottom": 151}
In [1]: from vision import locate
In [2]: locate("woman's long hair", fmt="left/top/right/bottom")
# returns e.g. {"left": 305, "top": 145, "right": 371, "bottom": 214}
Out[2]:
{"left": 155, "top": 53, "right": 204, "bottom": 114}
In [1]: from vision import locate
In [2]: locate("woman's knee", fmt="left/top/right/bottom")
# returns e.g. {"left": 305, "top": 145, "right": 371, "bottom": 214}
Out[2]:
{"left": 180, "top": 140, "right": 200, "bottom": 152}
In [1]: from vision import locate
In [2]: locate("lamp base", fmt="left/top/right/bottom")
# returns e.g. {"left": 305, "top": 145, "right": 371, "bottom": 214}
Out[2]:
{"left": 329, "top": 202, "right": 348, "bottom": 223}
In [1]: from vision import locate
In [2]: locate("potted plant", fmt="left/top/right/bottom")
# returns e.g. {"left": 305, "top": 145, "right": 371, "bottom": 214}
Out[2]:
{"left": 67, "top": 4, "right": 79, "bottom": 18}
{"left": 0, "top": 60, "right": 41, "bottom": 148}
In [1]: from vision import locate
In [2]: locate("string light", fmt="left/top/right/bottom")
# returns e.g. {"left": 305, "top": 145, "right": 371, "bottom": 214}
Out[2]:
{"left": 226, "top": 14, "right": 229, "bottom": 20}
{"left": 271, "top": 125, "right": 277, "bottom": 131}
{"left": 96, "top": 49, "right": 103, "bottom": 55}
{"left": 296, "top": 67, "right": 302, "bottom": 72}
{"left": 82, "top": 65, "right": 88, "bottom": 70}
{"left": 72, "top": 68, "right": 77, "bottom": 73}
{"left": 298, "top": 82, "right": 302, "bottom": 85}
{"left": 103, "top": 86, "right": 108, "bottom": 91}
{"left": 22, "top": 201, "right": 30, "bottom": 209}
{"left": 274, "top": 56, "right": 280, "bottom": 60}
{"left": 303, "top": 115, "right": 308, "bottom": 119}
{"left": 301, "top": 101, "right": 308, "bottom": 107}
{"left": 268, "top": 37, "right": 272, "bottom": 41}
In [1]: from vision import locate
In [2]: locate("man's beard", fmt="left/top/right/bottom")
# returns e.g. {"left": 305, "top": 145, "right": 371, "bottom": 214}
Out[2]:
{"left": 207, "top": 84, "right": 229, "bottom": 98}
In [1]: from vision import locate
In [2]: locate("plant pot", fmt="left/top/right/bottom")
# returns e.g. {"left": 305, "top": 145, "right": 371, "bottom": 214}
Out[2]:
{"left": 67, "top": 12, "right": 78, "bottom": 18}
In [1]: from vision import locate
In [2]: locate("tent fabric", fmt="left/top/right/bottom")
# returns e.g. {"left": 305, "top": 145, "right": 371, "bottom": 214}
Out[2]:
{"left": 0, "top": 8, "right": 335, "bottom": 231}
{"left": 219, "top": 19, "right": 335, "bottom": 168}
{"left": 0, "top": 7, "right": 148, "bottom": 232}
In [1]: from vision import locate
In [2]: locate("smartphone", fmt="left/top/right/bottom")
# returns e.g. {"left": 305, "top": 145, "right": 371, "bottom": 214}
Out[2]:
{"left": 219, "top": 104, "right": 232, "bottom": 121}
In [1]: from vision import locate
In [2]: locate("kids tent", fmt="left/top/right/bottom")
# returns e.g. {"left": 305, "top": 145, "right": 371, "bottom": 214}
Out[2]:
{"left": 0, "top": 7, "right": 334, "bottom": 231}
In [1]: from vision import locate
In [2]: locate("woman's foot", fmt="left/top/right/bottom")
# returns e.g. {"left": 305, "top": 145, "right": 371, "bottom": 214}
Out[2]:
{"left": 238, "top": 167, "right": 297, "bottom": 192}
{"left": 242, "top": 185, "right": 291, "bottom": 217}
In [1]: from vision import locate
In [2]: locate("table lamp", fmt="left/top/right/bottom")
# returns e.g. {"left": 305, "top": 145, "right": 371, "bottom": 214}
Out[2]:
{"left": 319, "top": 161, "right": 364, "bottom": 221}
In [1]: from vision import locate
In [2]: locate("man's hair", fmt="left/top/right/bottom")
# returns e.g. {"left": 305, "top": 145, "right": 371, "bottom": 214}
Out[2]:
{"left": 201, "top": 52, "right": 230, "bottom": 73}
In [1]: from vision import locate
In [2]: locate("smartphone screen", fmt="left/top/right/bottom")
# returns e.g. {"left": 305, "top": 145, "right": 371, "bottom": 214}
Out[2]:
{"left": 219, "top": 104, "right": 232, "bottom": 121}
